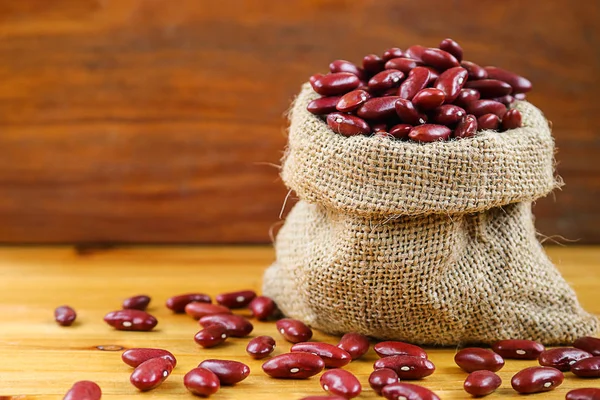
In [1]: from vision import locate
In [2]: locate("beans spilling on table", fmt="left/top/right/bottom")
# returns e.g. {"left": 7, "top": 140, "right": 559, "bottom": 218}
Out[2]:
{"left": 55, "top": 291, "right": 600, "bottom": 398}
{"left": 306, "top": 38, "right": 532, "bottom": 142}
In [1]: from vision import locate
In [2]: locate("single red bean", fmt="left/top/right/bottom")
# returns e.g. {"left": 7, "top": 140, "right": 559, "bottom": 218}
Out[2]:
{"left": 455, "top": 348, "right": 505, "bottom": 372}
{"left": 320, "top": 369, "right": 362, "bottom": 399}
{"left": 408, "top": 124, "right": 451, "bottom": 143}
{"left": 248, "top": 296, "right": 277, "bottom": 321}
{"left": 398, "top": 66, "right": 431, "bottom": 100}
{"left": 166, "top": 293, "right": 211, "bottom": 313}
{"left": 491, "top": 94, "right": 516, "bottom": 106}
{"left": 574, "top": 337, "right": 600, "bottom": 356}
{"left": 453, "top": 88, "right": 480, "bottom": 107}
{"left": 454, "top": 114, "right": 478, "bottom": 139}
{"left": 337, "top": 332, "right": 370, "bottom": 360}
{"left": 382, "top": 47, "right": 404, "bottom": 61}
{"left": 122, "top": 295, "right": 151, "bottom": 311}
{"left": 464, "top": 370, "right": 502, "bottom": 397}
{"left": 502, "top": 109, "right": 523, "bottom": 130}
{"left": 369, "top": 368, "right": 399, "bottom": 395}
{"left": 384, "top": 58, "right": 423, "bottom": 74}
{"left": 431, "top": 105, "right": 466, "bottom": 126}
{"left": 307, "top": 96, "right": 342, "bottom": 115}
{"left": 310, "top": 72, "right": 361, "bottom": 96}
{"left": 184, "top": 367, "right": 220, "bottom": 397}
{"left": 326, "top": 113, "right": 371, "bottom": 136}
{"left": 215, "top": 290, "right": 256, "bottom": 309}
{"left": 405, "top": 45, "right": 426, "bottom": 61}
{"left": 63, "top": 381, "right": 102, "bottom": 400}
{"left": 276, "top": 318, "right": 313, "bottom": 343}
{"left": 372, "top": 123, "right": 388, "bottom": 133}
{"left": 194, "top": 325, "right": 228, "bottom": 348}
{"left": 363, "top": 54, "right": 385, "bottom": 74}
{"left": 198, "top": 359, "right": 250, "bottom": 385}
{"left": 310, "top": 73, "right": 323, "bottom": 86}
{"left": 478, "top": 114, "right": 500, "bottom": 131}
{"left": 336, "top": 89, "right": 371, "bottom": 112}
{"left": 389, "top": 123, "right": 413, "bottom": 139}
{"left": 55, "top": 305, "right": 77, "bottom": 327}
{"left": 492, "top": 339, "right": 545, "bottom": 360}
{"left": 460, "top": 60, "right": 488, "bottom": 80}
{"left": 329, "top": 60, "right": 366, "bottom": 80}
{"left": 511, "top": 366, "right": 563, "bottom": 394}
{"left": 199, "top": 314, "right": 253, "bottom": 337}
{"left": 514, "top": 92, "right": 527, "bottom": 100}
{"left": 412, "top": 88, "right": 446, "bottom": 110}
{"left": 130, "top": 357, "right": 173, "bottom": 391}
{"left": 464, "top": 79, "right": 513, "bottom": 98}
{"left": 484, "top": 66, "right": 532, "bottom": 93}
{"left": 571, "top": 356, "right": 600, "bottom": 378}
{"left": 246, "top": 335, "right": 276, "bottom": 359}
{"left": 374, "top": 341, "right": 428, "bottom": 359}
{"left": 121, "top": 348, "right": 177, "bottom": 368}
{"left": 185, "top": 302, "right": 231, "bottom": 319}
{"left": 373, "top": 355, "right": 435, "bottom": 379}
{"left": 382, "top": 383, "right": 441, "bottom": 400}
{"left": 368, "top": 69, "right": 405, "bottom": 91}
{"left": 566, "top": 388, "right": 600, "bottom": 400}
{"left": 104, "top": 309, "right": 157, "bottom": 331}
{"left": 395, "top": 99, "right": 427, "bottom": 125}
{"left": 434, "top": 66, "right": 468, "bottom": 103}
{"left": 466, "top": 99, "right": 508, "bottom": 118}
{"left": 262, "top": 353, "right": 325, "bottom": 379}
{"left": 439, "top": 38, "right": 463, "bottom": 62}
{"left": 357, "top": 96, "right": 402, "bottom": 121}
{"left": 291, "top": 342, "right": 352, "bottom": 368}
{"left": 421, "top": 47, "right": 460, "bottom": 71}
{"left": 539, "top": 348, "right": 593, "bottom": 371}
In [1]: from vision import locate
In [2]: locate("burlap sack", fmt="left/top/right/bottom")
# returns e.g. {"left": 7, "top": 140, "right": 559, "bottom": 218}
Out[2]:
{"left": 263, "top": 83, "right": 598, "bottom": 345}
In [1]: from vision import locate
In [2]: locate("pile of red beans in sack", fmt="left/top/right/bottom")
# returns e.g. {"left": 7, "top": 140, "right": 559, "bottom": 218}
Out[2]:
{"left": 56, "top": 291, "right": 599, "bottom": 400}
{"left": 307, "top": 38, "right": 532, "bottom": 142}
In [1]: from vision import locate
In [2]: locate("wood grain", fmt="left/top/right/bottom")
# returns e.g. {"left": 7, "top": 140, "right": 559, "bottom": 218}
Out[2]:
{"left": 0, "top": 0, "right": 598, "bottom": 243}
{"left": 0, "top": 245, "right": 598, "bottom": 399}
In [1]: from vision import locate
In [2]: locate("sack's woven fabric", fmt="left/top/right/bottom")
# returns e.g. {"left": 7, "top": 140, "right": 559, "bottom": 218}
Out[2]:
{"left": 263, "top": 83, "right": 598, "bottom": 345}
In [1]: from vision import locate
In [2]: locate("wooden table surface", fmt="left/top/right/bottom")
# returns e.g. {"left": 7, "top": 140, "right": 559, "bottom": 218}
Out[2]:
{"left": 0, "top": 246, "right": 598, "bottom": 399}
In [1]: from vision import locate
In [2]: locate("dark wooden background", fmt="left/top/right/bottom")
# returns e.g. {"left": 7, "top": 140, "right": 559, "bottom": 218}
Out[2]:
{"left": 0, "top": 0, "right": 598, "bottom": 244}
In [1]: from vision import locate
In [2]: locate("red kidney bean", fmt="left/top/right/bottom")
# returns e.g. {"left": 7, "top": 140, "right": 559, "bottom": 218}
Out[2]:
{"left": 246, "top": 335, "right": 276, "bottom": 359}
{"left": 571, "top": 356, "right": 600, "bottom": 378}
{"left": 491, "top": 339, "right": 545, "bottom": 360}
{"left": 54, "top": 305, "right": 76, "bottom": 326}
{"left": 439, "top": 38, "right": 463, "bottom": 62}
{"left": 501, "top": 109, "right": 523, "bottom": 130}
{"left": 484, "top": 66, "right": 532, "bottom": 93}
{"left": 198, "top": 359, "right": 250, "bottom": 385}
{"left": 421, "top": 47, "right": 460, "bottom": 70}
{"left": 372, "top": 123, "right": 388, "bottom": 133}
{"left": 184, "top": 367, "right": 220, "bottom": 397}
{"left": 455, "top": 348, "right": 505, "bottom": 372}
{"left": 215, "top": 290, "right": 256, "bottom": 309}
{"left": 291, "top": 342, "right": 352, "bottom": 368}
{"left": 320, "top": 369, "right": 362, "bottom": 399}
{"left": 464, "top": 370, "right": 502, "bottom": 397}
{"left": 336, "top": 89, "right": 371, "bottom": 112}
{"left": 511, "top": 366, "right": 563, "bottom": 394}
{"left": 63, "top": 380, "right": 102, "bottom": 400}
{"left": 566, "top": 388, "right": 600, "bottom": 400}
{"left": 492, "top": 94, "right": 516, "bottom": 106}
{"left": 454, "top": 88, "right": 480, "bottom": 107}
{"left": 574, "top": 337, "right": 600, "bottom": 356}
{"left": 405, "top": 45, "right": 426, "bottom": 61}
{"left": 454, "top": 114, "right": 478, "bottom": 139}
{"left": 373, "top": 355, "right": 435, "bottom": 379}
{"left": 326, "top": 113, "right": 371, "bottom": 136}
{"left": 194, "top": 325, "right": 228, "bottom": 348}
{"left": 460, "top": 60, "right": 488, "bottom": 80}
{"left": 398, "top": 66, "right": 431, "bottom": 100}
{"left": 262, "top": 352, "right": 325, "bottom": 379}
{"left": 434, "top": 66, "right": 468, "bottom": 103}
{"left": 382, "top": 383, "right": 440, "bottom": 400}
{"left": 369, "top": 368, "right": 399, "bottom": 395}
{"left": 368, "top": 69, "right": 405, "bottom": 91}
{"left": 130, "top": 357, "right": 173, "bottom": 391}
{"left": 514, "top": 92, "right": 527, "bottom": 100}
{"left": 248, "top": 296, "right": 277, "bottom": 321}
{"left": 539, "top": 348, "right": 593, "bottom": 371}
{"left": 329, "top": 60, "right": 366, "bottom": 80}
{"left": 464, "top": 79, "right": 513, "bottom": 98}
{"left": 384, "top": 58, "right": 423, "bottom": 74}
{"left": 166, "top": 293, "right": 211, "bottom": 313}
{"left": 307, "top": 96, "right": 342, "bottom": 115}
{"left": 374, "top": 341, "right": 428, "bottom": 359}
{"left": 382, "top": 47, "right": 404, "bottom": 61}
{"left": 477, "top": 114, "right": 500, "bottom": 131}
{"left": 363, "top": 54, "right": 385, "bottom": 74}
{"left": 185, "top": 303, "right": 232, "bottom": 319}
{"left": 121, "top": 348, "right": 177, "bottom": 368}
{"left": 104, "top": 309, "right": 157, "bottom": 331}
{"left": 395, "top": 99, "right": 427, "bottom": 125}
{"left": 408, "top": 124, "right": 451, "bottom": 143}
{"left": 337, "top": 332, "right": 370, "bottom": 360}
{"left": 431, "top": 104, "right": 466, "bottom": 126}
{"left": 276, "top": 318, "right": 313, "bottom": 343}
{"left": 199, "top": 314, "right": 253, "bottom": 337}
{"left": 466, "top": 99, "right": 507, "bottom": 118}
{"left": 310, "top": 72, "right": 361, "bottom": 96}
{"left": 412, "top": 88, "right": 445, "bottom": 111}
{"left": 389, "top": 123, "right": 413, "bottom": 139}
{"left": 122, "top": 295, "right": 150, "bottom": 311}
{"left": 357, "top": 96, "right": 402, "bottom": 121}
